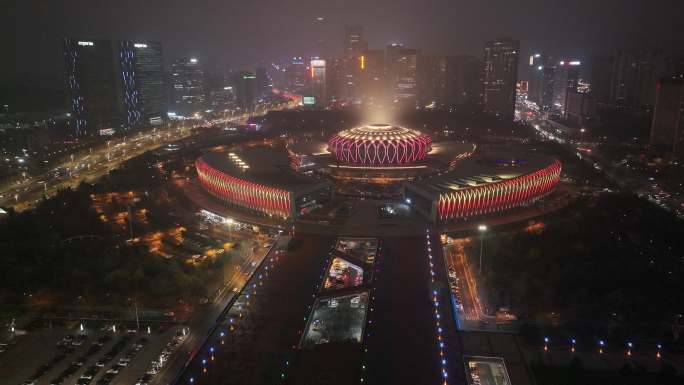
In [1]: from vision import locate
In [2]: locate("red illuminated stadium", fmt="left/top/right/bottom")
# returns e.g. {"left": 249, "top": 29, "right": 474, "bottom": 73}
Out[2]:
{"left": 405, "top": 155, "right": 562, "bottom": 222}
{"left": 328, "top": 124, "right": 432, "bottom": 165}
{"left": 195, "top": 149, "right": 331, "bottom": 220}
{"left": 194, "top": 123, "right": 562, "bottom": 224}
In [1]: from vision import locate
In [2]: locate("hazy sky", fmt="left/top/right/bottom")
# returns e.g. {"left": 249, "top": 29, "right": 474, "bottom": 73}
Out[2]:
{"left": 3, "top": 0, "right": 684, "bottom": 84}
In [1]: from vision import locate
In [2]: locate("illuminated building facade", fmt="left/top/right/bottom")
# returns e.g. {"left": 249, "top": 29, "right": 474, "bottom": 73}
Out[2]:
{"left": 119, "top": 40, "right": 165, "bottom": 127}
{"left": 195, "top": 149, "right": 331, "bottom": 220}
{"left": 310, "top": 58, "right": 326, "bottom": 106}
{"left": 406, "top": 156, "right": 561, "bottom": 222}
{"left": 482, "top": 38, "right": 519, "bottom": 119}
{"left": 171, "top": 57, "right": 205, "bottom": 116}
{"left": 64, "top": 38, "right": 120, "bottom": 135}
{"left": 553, "top": 60, "right": 582, "bottom": 115}
{"left": 386, "top": 44, "right": 419, "bottom": 102}
{"left": 328, "top": 124, "right": 432, "bottom": 165}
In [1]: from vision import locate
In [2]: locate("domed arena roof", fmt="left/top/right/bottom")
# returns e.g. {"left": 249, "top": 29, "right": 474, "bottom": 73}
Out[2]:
{"left": 328, "top": 124, "right": 432, "bottom": 165}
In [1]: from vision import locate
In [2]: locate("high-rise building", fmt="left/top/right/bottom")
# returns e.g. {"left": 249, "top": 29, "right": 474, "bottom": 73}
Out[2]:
{"left": 386, "top": 44, "right": 419, "bottom": 103}
{"left": 552, "top": 60, "right": 582, "bottom": 115}
{"left": 255, "top": 67, "right": 270, "bottom": 98}
{"left": 342, "top": 26, "right": 367, "bottom": 103}
{"left": 649, "top": 77, "right": 684, "bottom": 158}
{"left": 482, "top": 38, "right": 519, "bottom": 119}
{"left": 230, "top": 71, "right": 256, "bottom": 108}
{"left": 170, "top": 57, "right": 205, "bottom": 116}
{"left": 119, "top": 41, "right": 165, "bottom": 127}
{"left": 359, "top": 49, "right": 385, "bottom": 102}
{"left": 326, "top": 57, "right": 346, "bottom": 103}
{"left": 417, "top": 54, "right": 483, "bottom": 108}
{"left": 286, "top": 56, "right": 308, "bottom": 94}
{"left": 64, "top": 38, "right": 120, "bottom": 135}
{"left": 591, "top": 50, "right": 663, "bottom": 109}
{"left": 418, "top": 55, "right": 449, "bottom": 107}
{"left": 310, "top": 58, "right": 326, "bottom": 106}
{"left": 448, "top": 55, "right": 482, "bottom": 107}
{"left": 344, "top": 26, "right": 366, "bottom": 60}
{"left": 527, "top": 53, "right": 555, "bottom": 111}
{"left": 590, "top": 55, "right": 614, "bottom": 104}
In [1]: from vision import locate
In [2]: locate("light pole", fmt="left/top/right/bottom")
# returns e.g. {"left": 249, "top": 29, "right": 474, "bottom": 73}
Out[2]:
{"left": 478, "top": 224, "right": 487, "bottom": 275}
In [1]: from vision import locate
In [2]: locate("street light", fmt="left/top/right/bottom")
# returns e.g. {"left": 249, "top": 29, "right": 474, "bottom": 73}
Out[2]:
{"left": 478, "top": 224, "right": 487, "bottom": 275}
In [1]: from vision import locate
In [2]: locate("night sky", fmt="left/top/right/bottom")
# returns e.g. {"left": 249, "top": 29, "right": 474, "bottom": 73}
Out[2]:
{"left": 3, "top": 0, "right": 684, "bottom": 85}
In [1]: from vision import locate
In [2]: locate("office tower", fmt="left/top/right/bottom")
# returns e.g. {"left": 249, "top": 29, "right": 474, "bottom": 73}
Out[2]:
{"left": 386, "top": 43, "right": 419, "bottom": 103}
{"left": 230, "top": 71, "right": 256, "bottom": 108}
{"left": 449, "top": 55, "right": 482, "bottom": 107}
{"left": 344, "top": 26, "right": 366, "bottom": 60}
{"left": 650, "top": 77, "right": 684, "bottom": 158}
{"left": 342, "top": 26, "right": 367, "bottom": 102}
{"left": 591, "top": 50, "right": 663, "bottom": 109}
{"left": 418, "top": 55, "right": 449, "bottom": 106}
{"left": 310, "top": 58, "right": 326, "bottom": 106}
{"left": 610, "top": 50, "right": 662, "bottom": 108}
{"left": 255, "top": 67, "right": 270, "bottom": 98}
{"left": 482, "top": 38, "right": 519, "bottom": 119}
{"left": 527, "top": 53, "right": 555, "bottom": 111}
{"left": 286, "top": 56, "right": 308, "bottom": 94}
{"left": 171, "top": 57, "right": 205, "bottom": 116}
{"left": 119, "top": 41, "right": 165, "bottom": 127}
{"left": 359, "top": 49, "right": 385, "bottom": 102}
{"left": 64, "top": 38, "right": 119, "bottom": 136}
{"left": 326, "top": 57, "right": 345, "bottom": 103}
{"left": 553, "top": 60, "right": 582, "bottom": 115}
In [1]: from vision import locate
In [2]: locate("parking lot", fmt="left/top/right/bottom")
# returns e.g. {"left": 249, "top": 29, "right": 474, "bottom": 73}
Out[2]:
{"left": 301, "top": 292, "right": 369, "bottom": 348}
{"left": 2, "top": 323, "right": 185, "bottom": 385}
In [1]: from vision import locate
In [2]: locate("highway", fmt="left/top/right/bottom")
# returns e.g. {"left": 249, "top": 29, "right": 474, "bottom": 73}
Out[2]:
{"left": 0, "top": 99, "right": 299, "bottom": 212}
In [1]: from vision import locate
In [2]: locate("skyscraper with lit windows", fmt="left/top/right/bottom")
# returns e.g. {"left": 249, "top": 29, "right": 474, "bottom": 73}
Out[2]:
{"left": 171, "top": 57, "right": 205, "bottom": 116}
{"left": 482, "top": 38, "right": 519, "bottom": 119}
{"left": 119, "top": 40, "right": 165, "bottom": 126}
{"left": 386, "top": 43, "right": 419, "bottom": 103}
{"left": 310, "top": 58, "right": 326, "bottom": 106}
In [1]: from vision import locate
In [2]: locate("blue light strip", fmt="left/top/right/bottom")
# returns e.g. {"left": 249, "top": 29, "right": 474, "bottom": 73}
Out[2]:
{"left": 426, "top": 229, "right": 449, "bottom": 385}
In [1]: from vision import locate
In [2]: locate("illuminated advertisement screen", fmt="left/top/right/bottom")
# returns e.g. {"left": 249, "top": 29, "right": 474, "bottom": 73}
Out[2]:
{"left": 303, "top": 96, "right": 315, "bottom": 105}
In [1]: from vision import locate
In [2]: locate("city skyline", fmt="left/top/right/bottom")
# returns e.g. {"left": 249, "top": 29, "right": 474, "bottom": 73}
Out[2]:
{"left": 2, "top": 3, "right": 684, "bottom": 385}
{"left": 3, "top": 0, "right": 684, "bottom": 86}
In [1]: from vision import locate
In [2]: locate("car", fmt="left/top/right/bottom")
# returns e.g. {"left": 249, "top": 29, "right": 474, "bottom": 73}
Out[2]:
{"left": 49, "top": 378, "right": 64, "bottom": 385}
{"left": 105, "top": 366, "right": 120, "bottom": 375}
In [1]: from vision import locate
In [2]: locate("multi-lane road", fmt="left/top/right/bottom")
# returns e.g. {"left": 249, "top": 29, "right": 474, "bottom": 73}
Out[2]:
{"left": 0, "top": 99, "right": 299, "bottom": 212}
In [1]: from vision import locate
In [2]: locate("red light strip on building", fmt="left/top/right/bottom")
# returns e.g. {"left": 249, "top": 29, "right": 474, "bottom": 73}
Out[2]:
{"left": 196, "top": 158, "right": 291, "bottom": 218}
{"left": 437, "top": 160, "right": 561, "bottom": 221}
{"left": 328, "top": 134, "right": 432, "bottom": 165}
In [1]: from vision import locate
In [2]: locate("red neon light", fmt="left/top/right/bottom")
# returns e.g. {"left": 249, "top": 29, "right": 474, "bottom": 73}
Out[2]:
{"left": 328, "top": 133, "right": 432, "bottom": 165}
{"left": 437, "top": 160, "right": 562, "bottom": 221}
{"left": 195, "top": 158, "right": 291, "bottom": 218}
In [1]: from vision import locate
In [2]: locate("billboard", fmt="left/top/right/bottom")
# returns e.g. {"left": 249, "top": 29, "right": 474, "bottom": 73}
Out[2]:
{"left": 303, "top": 96, "right": 315, "bottom": 105}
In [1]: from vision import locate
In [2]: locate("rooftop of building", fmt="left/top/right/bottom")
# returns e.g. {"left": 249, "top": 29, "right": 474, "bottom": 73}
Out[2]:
{"left": 408, "top": 150, "right": 559, "bottom": 196}
{"left": 199, "top": 147, "right": 330, "bottom": 193}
